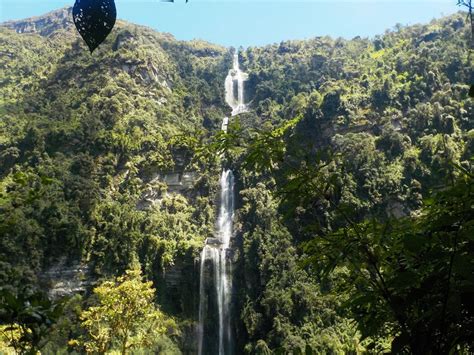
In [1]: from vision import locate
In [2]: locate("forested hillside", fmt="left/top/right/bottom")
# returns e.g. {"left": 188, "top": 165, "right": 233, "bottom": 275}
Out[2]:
{"left": 226, "top": 12, "right": 473, "bottom": 354}
{"left": 1, "top": 8, "right": 231, "bottom": 352}
{"left": 1, "top": 7, "right": 473, "bottom": 354}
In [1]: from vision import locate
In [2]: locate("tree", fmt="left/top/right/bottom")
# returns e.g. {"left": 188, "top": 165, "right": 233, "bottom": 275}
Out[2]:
{"left": 457, "top": 1, "right": 473, "bottom": 45}
{"left": 78, "top": 268, "right": 176, "bottom": 354}
{"left": 456, "top": 0, "right": 474, "bottom": 97}
{"left": 303, "top": 170, "right": 474, "bottom": 354}
{"left": 0, "top": 289, "right": 64, "bottom": 354}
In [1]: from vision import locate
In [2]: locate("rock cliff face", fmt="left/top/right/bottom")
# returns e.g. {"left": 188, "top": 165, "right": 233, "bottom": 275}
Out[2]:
{"left": 39, "top": 258, "right": 91, "bottom": 299}
{"left": 3, "top": 8, "right": 74, "bottom": 36}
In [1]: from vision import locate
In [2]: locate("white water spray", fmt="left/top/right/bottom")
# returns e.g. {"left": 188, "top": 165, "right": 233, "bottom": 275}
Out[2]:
{"left": 198, "top": 52, "right": 248, "bottom": 355}
{"left": 225, "top": 53, "right": 249, "bottom": 116}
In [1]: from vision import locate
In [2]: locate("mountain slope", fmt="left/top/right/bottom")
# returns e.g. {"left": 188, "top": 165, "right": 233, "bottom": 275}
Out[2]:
{"left": 230, "top": 11, "right": 473, "bottom": 354}
{"left": 1, "top": 8, "right": 473, "bottom": 354}
{"left": 1, "top": 8, "right": 233, "bottom": 352}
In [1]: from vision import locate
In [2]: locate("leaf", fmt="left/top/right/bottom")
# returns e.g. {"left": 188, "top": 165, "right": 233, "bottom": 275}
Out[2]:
{"left": 453, "top": 254, "right": 474, "bottom": 280}
{"left": 403, "top": 233, "right": 425, "bottom": 254}
{"left": 349, "top": 294, "right": 375, "bottom": 307}
{"left": 73, "top": 0, "right": 117, "bottom": 53}
{"left": 40, "top": 175, "right": 56, "bottom": 185}
{"left": 389, "top": 270, "right": 419, "bottom": 289}
{"left": 0, "top": 289, "right": 20, "bottom": 312}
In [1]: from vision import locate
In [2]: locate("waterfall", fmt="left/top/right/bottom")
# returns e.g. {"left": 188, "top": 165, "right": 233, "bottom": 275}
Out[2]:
{"left": 224, "top": 53, "right": 248, "bottom": 116}
{"left": 198, "top": 171, "right": 235, "bottom": 355}
{"left": 198, "top": 52, "right": 248, "bottom": 355}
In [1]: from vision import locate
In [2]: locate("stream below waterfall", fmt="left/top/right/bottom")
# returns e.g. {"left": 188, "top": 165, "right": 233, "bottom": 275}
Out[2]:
{"left": 197, "top": 53, "right": 248, "bottom": 355}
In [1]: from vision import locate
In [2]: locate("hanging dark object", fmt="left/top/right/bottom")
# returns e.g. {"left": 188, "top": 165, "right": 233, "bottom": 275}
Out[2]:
{"left": 73, "top": 0, "right": 117, "bottom": 53}
{"left": 469, "top": 84, "right": 474, "bottom": 98}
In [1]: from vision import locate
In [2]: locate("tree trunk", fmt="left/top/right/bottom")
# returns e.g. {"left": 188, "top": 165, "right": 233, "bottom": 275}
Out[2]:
{"left": 121, "top": 333, "right": 128, "bottom": 355}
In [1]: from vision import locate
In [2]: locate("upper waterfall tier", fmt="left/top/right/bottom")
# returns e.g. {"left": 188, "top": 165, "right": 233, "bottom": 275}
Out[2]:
{"left": 225, "top": 53, "right": 248, "bottom": 116}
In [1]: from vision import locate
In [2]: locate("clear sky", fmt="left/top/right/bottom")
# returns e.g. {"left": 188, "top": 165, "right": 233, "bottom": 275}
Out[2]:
{"left": 0, "top": 0, "right": 461, "bottom": 47}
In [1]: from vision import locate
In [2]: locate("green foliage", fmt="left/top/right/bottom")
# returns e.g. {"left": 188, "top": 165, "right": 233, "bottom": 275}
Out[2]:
{"left": 1, "top": 9, "right": 473, "bottom": 354}
{"left": 1, "top": 13, "right": 227, "bottom": 351}
{"left": 236, "top": 184, "right": 362, "bottom": 354}
{"left": 302, "top": 171, "right": 474, "bottom": 354}
{"left": 0, "top": 11, "right": 225, "bottom": 280}
{"left": 77, "top": 268, "right": 177, "bottom": 354}
{"left": 0, "top": 288, "right": 64, "bottom": 354}
{"left": 225, "top": 12, "right": 473, "bottom": 354}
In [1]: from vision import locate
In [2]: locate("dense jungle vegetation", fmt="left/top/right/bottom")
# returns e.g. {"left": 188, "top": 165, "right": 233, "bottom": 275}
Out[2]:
{"left": 0, "top": 6, "right": 473, "bottom": 354}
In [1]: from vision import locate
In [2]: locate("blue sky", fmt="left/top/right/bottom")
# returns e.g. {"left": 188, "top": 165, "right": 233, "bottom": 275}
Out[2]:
{"left": 0, "top": 0, "right": 461, "bottom": 47}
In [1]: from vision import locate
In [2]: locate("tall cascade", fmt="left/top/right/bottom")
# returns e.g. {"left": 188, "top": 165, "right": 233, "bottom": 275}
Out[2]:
{"left": 225, "top": 53, "right": 249, "bottom": 116}
{"left": 198, "top": 53, "right": 248, "bottom": 355}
